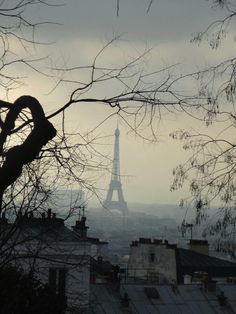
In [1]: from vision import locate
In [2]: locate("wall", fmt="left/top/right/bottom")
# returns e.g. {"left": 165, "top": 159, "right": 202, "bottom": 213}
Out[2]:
{"left": 127, "top": 241, "right": 177, "bottom": 282}
{"left": 10, "top": 239, "right": 91, "bottom": 311}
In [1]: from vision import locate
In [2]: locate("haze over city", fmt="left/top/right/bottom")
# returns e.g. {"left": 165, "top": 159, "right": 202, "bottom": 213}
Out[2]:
{"left": 8, "top": 0, "right": 235, "bottom": 206}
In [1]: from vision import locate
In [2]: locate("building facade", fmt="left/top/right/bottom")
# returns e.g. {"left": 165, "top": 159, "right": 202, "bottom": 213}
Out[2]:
{"left": 0, "top": 210, "right": 93, "bottom": 313}
{"left": 127, "top": 238, "right": 236, "bottom": 284}
{"left": 128, "top": 238, "right": 177, "bottom": 282}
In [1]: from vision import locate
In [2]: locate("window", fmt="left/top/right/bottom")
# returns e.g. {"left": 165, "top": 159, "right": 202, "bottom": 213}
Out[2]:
{"left": 49, "top": 268, "right": 67, "bottom": 297}
{"left": 149, "top": 252, "right": 155, "bottom": 262}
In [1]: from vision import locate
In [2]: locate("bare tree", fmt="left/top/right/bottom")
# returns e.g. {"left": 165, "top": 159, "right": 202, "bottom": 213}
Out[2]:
{"left": 3, "top": 0, "right": 236, "bottom": 240}
{"left": 0, "top": 1, "right": 225, "bottom": 229}
{"left": 170, "top": 1, "right": 236, "bottom": 244}
{"left": 3, "top": 0, "right": 236, "bottom": 309}
{"left": 0, "top": 1, "right": 207, "bottom": 312}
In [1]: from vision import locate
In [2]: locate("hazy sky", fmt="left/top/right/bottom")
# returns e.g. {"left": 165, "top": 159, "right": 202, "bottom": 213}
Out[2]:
{"left": 11, "top": 1, "right": 235, "bottom": 205}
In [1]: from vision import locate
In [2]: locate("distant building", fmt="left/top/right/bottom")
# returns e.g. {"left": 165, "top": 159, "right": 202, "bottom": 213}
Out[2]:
{"left": 127, "top": 238, "right": 236, "bottom": 283}
{"left": 103, "top": 127, "right": 128, "bottom": 216}
{"left": 128, "top": 238, "right": 177, "bottom": 282}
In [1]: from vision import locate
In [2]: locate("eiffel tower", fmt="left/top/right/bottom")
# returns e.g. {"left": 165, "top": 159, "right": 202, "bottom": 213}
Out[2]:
{"left": 103, "top": 128, "right": 128, "bottom": 216}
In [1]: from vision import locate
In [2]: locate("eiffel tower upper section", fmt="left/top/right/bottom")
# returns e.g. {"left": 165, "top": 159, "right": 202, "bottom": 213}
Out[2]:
{"left": 103, "top": 128, "right": 128, "bottom": 215}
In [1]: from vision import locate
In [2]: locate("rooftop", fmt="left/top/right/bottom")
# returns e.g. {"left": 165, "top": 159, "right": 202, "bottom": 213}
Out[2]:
{"left": 0, "top": 209, "right": 88, "bottom": 243}
{"left": 176, "top": 248, "right": 236, "bottom": 281}
{"left": 90, "top": 283, "right": 236, "bottom": 313}
{"left": 131, "top": 238, "right": 177, "bottom": 249}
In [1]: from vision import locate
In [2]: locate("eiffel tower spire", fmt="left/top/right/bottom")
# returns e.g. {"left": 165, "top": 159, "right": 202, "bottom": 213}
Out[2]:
{"left": 103, "top": 128, "right": 128, "bottom": 215}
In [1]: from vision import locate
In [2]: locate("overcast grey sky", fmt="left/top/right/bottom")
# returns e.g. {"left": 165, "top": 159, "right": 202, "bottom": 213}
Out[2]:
{"left": 12, "top": 0, "right": 235, "bottom": 205}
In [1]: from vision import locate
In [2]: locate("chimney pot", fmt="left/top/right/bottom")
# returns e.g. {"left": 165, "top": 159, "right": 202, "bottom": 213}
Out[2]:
{"left": 47, "top": 208, "right": 52, "bottom": 219}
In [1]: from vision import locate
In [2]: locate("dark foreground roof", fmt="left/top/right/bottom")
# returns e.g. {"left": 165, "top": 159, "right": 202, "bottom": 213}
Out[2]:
{"left": 90, "top": 283, "right": 236, "bottom": 314}
{"left": 0, "top": 214, "right": 86, "bottom": 243}
{"left": 90, "top": 257, "right": 115, "bottom": 275}
{"left": 176, "top": 248, "right": 236, "bottom": 282}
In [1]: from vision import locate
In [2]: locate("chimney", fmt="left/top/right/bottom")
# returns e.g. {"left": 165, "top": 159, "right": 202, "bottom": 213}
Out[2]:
{"left": 18, "top": 212, "right": 23, "bottom": 219}
{"left": 47, "top": 208, "right": 52, "bottom": 219}
{"left": 188, "top": 239, "right": 209, "bottom": 255}
{"left": 73, "top": 215, "right": 88, "bottom": 238}
{"left": 97, "top": 256, "right": 103, "bottom": 263}
{"left": 0, "top": 212, "right": 8, "bottom": 224}
{"left": 204, "top": 279, "right": 217, "bottom": 293}
{"left": 184, "top": 274, "right": 192, "bottom": 284}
